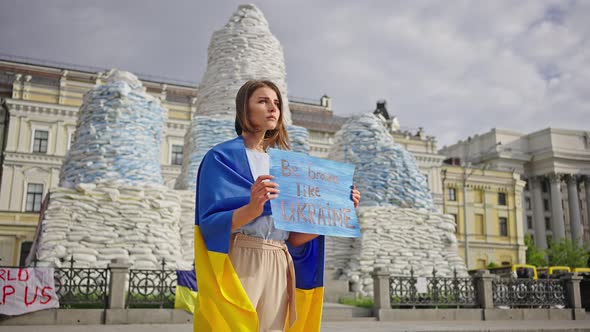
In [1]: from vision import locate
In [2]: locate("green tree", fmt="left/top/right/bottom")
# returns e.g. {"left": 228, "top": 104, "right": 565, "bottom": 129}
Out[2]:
{"left": 525, "top": 234, "right": 546, "bottom": 267}
{"left": 487, "top": 261, "right": 500, "bottom": 269}
{"left": 546, "top": 238, "right": 589, "bottom": 268}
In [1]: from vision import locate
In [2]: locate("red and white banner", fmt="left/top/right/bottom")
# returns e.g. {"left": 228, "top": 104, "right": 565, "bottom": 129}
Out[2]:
{"left": 0, "top": 268, "right": 59, "bottom": 315}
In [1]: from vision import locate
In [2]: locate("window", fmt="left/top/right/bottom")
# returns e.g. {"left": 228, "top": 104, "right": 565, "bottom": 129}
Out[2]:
{"left": 33, "top": 130, "right": 49, "bottom": 153}
{"left": 524, "top": 181, "right": 529, "bottom": 191}
{"left": 68, "top": 133, "right": 75, "bottom": 150}
{"left": 499, "top": 217, "right": 508, "bottom": 236}
{"left": 19, "top": 241, "right": 33, "bottom": 266}
{"left": 25, "top": 183, "right": 44, "bottom": 212}
{"left": 545, "top": 217, "right": 551, "bottom": 230}
{"left": 498, "top": 192, "right": 507, "bottom": 206}
{"left": 501, "top": 261, "right": 511, "bottom": 266}
{"left": 547, "top": 235, "right": 553, "bottom": 248}
{"left": 475, "top": 214, "right": 484, "bottom": 235}
{"left": 525, "top": 198, "right": 531, "bottom": 210}
{"left": 543, "top": 199, "right": 550, "bottom": 211}
{"left": 527, "top": 216, "right": 533, "bottom": 229}
{"left": 447, "top": 188, "right": 456, "bottom": 201}
{"left": 473, "top": 190, "right": 483, "bottom": 204}
{"left": 542, "top": 180, "right": 548, "bottom": 193}
{"left": 171, "top": 145, "right": 183, "bottom": 165}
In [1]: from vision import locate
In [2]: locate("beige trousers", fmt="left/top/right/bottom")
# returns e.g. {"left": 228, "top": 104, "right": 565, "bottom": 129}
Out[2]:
{"left": 229, "top": 233, "right": 296, "bottom": 332}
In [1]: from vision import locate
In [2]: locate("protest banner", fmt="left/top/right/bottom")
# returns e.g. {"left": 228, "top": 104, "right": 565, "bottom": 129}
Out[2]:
{"left": 269, "top": 149, "right": 360, "bottom": 237}
{"left": 0, "top": 267, "right": 59, "bottom": 315}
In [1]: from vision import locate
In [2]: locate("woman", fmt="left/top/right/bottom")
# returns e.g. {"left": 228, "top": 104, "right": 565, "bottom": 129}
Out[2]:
{"left": 193, "top": 80, "right": 360, "bottom": 332}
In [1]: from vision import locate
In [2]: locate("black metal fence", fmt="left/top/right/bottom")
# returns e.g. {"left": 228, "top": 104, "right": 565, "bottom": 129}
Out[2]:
{"left": 387, "top": 268, "right": 571, "bottom": 309}
{"left": 0, "top": 257, "right": 110, "bottom": 309}
{"left": 53, "top": 257, "right": 110, "bottom": 309}
{"left": 126, "top": 260, "right": 177, "bottom": 308}
{"left": 1, "top": 258, "right": 181, "bottom": 309}
{"left": 492, "top": 278, "right": 567, "bottom": 308}
{"left": 389, "top": 268, "right": 478, "bottom": 308}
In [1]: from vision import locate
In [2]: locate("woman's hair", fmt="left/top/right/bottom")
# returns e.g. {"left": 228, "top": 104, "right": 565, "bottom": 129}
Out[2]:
{"left": 235, "top": 80, "right": 290, "bottom": 150}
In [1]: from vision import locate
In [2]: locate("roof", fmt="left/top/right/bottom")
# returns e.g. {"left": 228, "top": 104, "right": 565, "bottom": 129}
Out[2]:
{"left": 289, "top": 103, "right": 348, "bottom": 133}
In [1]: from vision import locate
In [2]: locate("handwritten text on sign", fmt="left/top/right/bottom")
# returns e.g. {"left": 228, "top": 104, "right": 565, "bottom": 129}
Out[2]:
{"left": 0, "top": 268, "right": 59, "bottom": 315}
{"left": 269, "top": 149, "right": 360, "bottom": 237}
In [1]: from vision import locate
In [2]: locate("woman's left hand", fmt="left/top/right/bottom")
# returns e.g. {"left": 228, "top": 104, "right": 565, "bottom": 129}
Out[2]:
{"left": 351, "top": 185, "right": 361, "bottom": 208}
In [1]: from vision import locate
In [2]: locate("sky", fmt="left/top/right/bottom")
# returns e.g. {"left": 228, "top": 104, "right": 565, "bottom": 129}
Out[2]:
{"left": 0, "top": 0, "right": 589, "bottom": 147}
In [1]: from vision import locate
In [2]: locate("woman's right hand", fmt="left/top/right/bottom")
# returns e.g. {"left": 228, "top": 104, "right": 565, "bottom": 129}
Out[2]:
{"left": 247, "top": 175, "right": 280, "bottom": 217}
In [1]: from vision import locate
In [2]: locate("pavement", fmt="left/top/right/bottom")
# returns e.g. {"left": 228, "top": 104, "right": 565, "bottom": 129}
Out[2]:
{"left": 1, "top": 319, "right": 590, "bottom": 332}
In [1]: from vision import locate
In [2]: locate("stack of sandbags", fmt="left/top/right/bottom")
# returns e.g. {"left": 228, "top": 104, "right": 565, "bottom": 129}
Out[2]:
{"left": 178, "top": 190, "right": 197, "bottom": 270}
{"left": 324, "top": 113, "right": 466, "bottom": 296}
{"left": 193, "top": 4, "right": 292, "bottom": 124}
{"left": 34, "top": 183, "right": 192, "bottom": 269}
{"left": 60, "top": 70, "right": 166, "bottom": 188}
{"left": 336, "top": 206, "right": 467, "bottom": 296}
{"left": 328, "top": 113, "right": 434, "bottom": 210}
{"left": 175, "top": 116, "right": 235, "bottom": 189}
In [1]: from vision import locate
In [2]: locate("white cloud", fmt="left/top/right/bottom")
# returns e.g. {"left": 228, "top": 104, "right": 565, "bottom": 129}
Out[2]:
{"left": 0, "top": 0, "right": 588, "bottom": 146}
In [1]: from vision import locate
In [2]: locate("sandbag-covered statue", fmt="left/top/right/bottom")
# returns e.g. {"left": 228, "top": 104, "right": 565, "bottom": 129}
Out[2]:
{"left": 327, "top": 113, "right": 467, "bottom": 296}
{"left": 30, "top": 70, "right": 194, "bottom": 269}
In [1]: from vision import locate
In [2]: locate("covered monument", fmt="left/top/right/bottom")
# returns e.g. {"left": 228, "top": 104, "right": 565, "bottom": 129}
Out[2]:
{"left": 327, "top": 113, "right": 467, "bottom": 296}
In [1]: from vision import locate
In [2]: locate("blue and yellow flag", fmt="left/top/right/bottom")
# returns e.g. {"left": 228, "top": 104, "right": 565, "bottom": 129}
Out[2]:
{"left": 175, "top": 270, "right": 198, "bottom": 313}
{"left": 194, "top": 136, "right": 324, "bottom": 332}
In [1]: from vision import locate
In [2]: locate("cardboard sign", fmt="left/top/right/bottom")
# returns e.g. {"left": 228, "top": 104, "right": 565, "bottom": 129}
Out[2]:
{"left": 0, "top": 268, "right": 59, "bottom": 315}
{"left": 269, "top": 149, "right": 360, "bottom": 238}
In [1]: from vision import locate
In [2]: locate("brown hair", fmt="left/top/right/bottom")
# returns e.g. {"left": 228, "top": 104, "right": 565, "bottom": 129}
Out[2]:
{"left": 235, "top": 80, "right": 290, "bottom": 150}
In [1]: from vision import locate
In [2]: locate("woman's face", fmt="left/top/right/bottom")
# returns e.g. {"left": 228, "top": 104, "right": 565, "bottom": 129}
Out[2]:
{"left": 247, "top": 86, "right": 280, "bottom": 132}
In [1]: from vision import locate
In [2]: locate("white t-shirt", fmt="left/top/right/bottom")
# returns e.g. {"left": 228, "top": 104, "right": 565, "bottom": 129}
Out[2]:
{"left": 234, "top": 149, "right": 289, "bottom": 241}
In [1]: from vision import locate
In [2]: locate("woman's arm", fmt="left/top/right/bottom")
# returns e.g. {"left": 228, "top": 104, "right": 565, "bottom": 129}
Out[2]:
{"left": 231, "top": 175, "right": 280, "bottom": 231}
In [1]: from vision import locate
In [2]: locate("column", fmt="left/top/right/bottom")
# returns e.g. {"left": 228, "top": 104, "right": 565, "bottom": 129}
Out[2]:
{"left": 567, "top": 175, "right": 583, "bottom": 245}
{"left": 473, "top": 270, "right": 495, "bottom": 309}
{"left": 54, "top": 120, "right": 65, "bottom": 156}
{"left": 531, "top": 176, "right": 548, "bottom": 249}
{"left": 5, "top": 112, "right": 20, "bottom": 152}
{"left": 108, "top": 258, "right": 131, "bottom": 309}
{"left": 549, "top": 174, "right": 566, "bottom": 240}
{"left": 372, "top": 267, "right": 391, "bottom": 319}
{"left": 17, "top": 115, "right": 28, "bottom": 152}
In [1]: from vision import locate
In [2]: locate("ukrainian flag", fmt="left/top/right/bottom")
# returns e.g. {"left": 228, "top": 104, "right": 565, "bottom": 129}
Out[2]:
{"left": 193, "top": 137, "right": 325, "bottom": 332}
{"left": 175, "top": 270, "right": 198, "bottom": 313}
{"left": 286, "top": 236, "right": 325, "bottom": 332}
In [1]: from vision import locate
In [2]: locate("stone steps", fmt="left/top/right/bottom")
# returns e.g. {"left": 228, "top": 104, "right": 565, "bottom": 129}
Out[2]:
{"left": 322, "top": 302, "right": 375, "bottom": 321}
{"left": 324, "top": 277, "right": 354, "bottom": 302}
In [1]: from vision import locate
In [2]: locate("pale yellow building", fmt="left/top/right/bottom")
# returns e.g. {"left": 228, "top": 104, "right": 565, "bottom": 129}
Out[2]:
{"left": 0, "top": 58, "right": 200, "bottom": 265}
{"left": 442, "top": 164, "right": 527, "bottom": 270}
{"left": 0, "top": 57, "right": 335, "bottom": 265}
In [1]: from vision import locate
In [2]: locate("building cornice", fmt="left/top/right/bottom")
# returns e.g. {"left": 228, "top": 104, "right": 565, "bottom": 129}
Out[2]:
{"left": 6, "top": 98, "right": 79, "bottom": 118}
{"left": 412, "top": 153, "right": 446, "bottom": 165}
{"left": 161, "top": 165, "right": 182, "bottom": 174}
{"left": 166, "top": 119, "right": 190, "bottom": 131}
{"left": 3, "top": 151, "right": 64, "bottom": 166}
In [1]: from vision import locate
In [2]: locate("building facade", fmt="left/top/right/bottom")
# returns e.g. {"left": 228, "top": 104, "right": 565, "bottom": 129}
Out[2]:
{"left": 0, "top": 59, "right": 199, "bottom": 265}
{"left": 440, "top": 128, "right": 590, "bottom": 251}
{"left": 0, "top": 58, "right": 338, "bottom": 265}
{"left": 441, "top": 165, "right": 527, "bottom": 269}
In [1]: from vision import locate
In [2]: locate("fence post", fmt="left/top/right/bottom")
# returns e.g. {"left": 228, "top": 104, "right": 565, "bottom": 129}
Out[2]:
{"left": 473, "top": 270, "right": 495, "bottom": 309}
{"left": 372, "top": 267, "right": 391, "bottom": 313}
{"left": 108, "top": 258, "right": 131, "bottom": 309}
{"left": 561, "top": 273, "right": 583, "bottom": 320}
